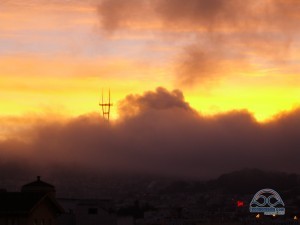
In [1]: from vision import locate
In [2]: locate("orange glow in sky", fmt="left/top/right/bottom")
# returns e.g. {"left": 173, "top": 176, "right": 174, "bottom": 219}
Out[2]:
{"left": 1, "top": 0, "right": 300, "bottom": 124}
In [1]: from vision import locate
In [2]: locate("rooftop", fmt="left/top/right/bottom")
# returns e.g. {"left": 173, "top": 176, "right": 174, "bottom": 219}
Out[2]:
{"left": 22, "top": 176, "right": 54, "bottom": 189}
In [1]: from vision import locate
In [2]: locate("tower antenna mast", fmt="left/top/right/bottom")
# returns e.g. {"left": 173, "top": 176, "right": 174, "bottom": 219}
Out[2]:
{"left": 99, "top": 89, "right": 113, "bottom": 121}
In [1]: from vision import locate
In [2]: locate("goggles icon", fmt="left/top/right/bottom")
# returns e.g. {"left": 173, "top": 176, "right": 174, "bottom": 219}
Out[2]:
{"left": 249, "top": 189, "right": 285, "bottom": 215}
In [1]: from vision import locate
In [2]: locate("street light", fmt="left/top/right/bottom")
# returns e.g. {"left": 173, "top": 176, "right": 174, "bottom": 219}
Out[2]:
{"left": 294, "top": 216, "right": 298, "bottom": 220}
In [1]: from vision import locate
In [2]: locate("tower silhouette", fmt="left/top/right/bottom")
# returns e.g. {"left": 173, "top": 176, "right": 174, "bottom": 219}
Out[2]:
{"left": 99, "top": 89, "right": 113, "bottom": 121}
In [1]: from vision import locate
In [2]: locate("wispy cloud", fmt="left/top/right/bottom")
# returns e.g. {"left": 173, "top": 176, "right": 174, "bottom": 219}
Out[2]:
{"left": 98, "top": 0, "right": 300, "bottom": 86}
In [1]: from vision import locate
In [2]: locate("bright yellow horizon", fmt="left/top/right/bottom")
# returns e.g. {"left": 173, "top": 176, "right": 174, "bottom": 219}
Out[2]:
{"left": 2, "top": 56, "right": 300, "bottom": 122}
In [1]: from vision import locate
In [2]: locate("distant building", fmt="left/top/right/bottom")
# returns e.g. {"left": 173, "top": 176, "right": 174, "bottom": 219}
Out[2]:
{"left": 58, "top": 198, "right": 117, "bottom": 225}
{"left": 0, "top": 176, "right": 64, "bottom": 225}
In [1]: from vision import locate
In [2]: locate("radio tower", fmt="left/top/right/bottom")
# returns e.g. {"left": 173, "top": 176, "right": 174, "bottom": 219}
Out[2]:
{"left": 99, "top": 89, "right": 113, "bottom": 121}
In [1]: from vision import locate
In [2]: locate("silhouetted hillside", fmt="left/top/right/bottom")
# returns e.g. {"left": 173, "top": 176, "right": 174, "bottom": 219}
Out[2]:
{"left": 156, "top": 169, "right": 300, "bottom": 196}
{"left": 209, "top": 168, "right": 300, "bottom": 194}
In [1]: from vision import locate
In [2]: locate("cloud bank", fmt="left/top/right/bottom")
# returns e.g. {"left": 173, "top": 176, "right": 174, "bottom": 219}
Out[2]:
{"left": 1, "top": 87, "right": 300, "bottom": 179}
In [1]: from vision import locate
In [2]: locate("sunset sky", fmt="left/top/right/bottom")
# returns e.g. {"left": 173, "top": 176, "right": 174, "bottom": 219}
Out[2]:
{"left": 2, "top": 0, "right": 300, "bottom": 122}
{"left": 1, "top": 0, "right": 300, "bottom": 178}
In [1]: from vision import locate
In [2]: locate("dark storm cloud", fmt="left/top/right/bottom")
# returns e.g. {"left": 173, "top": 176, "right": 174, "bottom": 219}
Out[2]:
{"left": 1, "top": 87, "right": 300, "bottom": 179}
{"left": 153, "top": 0, "right": 251, "bottom": 30}
{"left": 98, "top": 0, "right": 252, "bottom": 31}
{"left": 98, "top": 0, "right": 300, "bottom": 36}
{"left": 97, "top": 0, "right": 300, "bottom": 86}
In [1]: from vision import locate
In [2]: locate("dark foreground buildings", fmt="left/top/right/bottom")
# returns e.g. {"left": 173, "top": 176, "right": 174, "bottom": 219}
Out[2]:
{"left": 0, "top": 177, "right": 117, "bottom": 225}
{"left": 0, "top": 176, "right": 64, "bottom": 225}
{"left": 1, "top": 173, "right": 300, "bottom": 225}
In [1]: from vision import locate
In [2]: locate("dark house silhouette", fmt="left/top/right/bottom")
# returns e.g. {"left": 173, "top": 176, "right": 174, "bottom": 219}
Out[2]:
{"left": 22, "top": 176, "right": 56, "bottom": 196}
{"left": 0, "top": 176, "right": 64, "bottom": 225}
